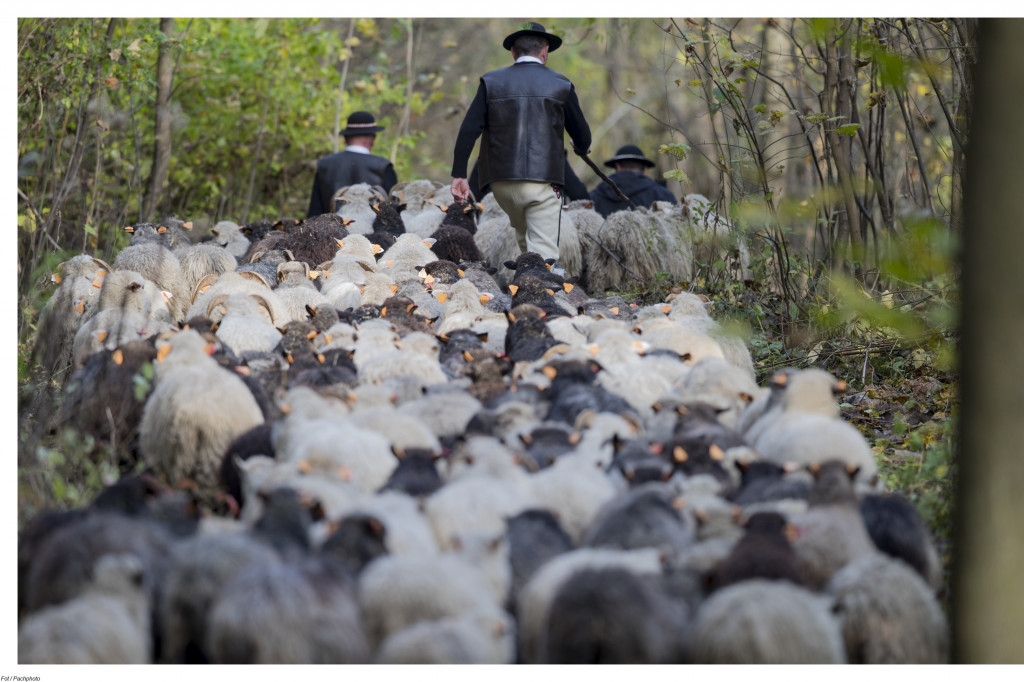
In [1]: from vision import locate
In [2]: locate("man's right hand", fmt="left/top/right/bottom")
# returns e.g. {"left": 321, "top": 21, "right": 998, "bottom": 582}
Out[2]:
{"left": 451, "top": 177, "right": 471, "bottom": 202}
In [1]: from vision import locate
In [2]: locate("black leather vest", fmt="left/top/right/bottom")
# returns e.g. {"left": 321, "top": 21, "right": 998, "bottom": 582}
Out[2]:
{"left": 315, "top": 151, "right": 393, "bottom": 209}
{"left": 478, "top": 63, "right": 571, "bottom": 187}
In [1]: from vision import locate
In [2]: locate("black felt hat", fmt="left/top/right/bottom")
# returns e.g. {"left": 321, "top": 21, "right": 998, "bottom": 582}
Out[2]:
{"left": 503, "top": 21, "right": 562, "bottom": 52}
{"left": 339, "top": 111, "right": 386, "bottom": 136}
{"left": 604, "top": 144, "right": 656, "bottom": 169}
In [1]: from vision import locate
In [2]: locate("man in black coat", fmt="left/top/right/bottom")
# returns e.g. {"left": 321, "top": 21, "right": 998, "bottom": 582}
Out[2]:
{"left": 307, "top": 111, "right": 398, "bottom": 217}
{"left": 450, "top": 22, "right": 592, "bottom": 267}
{"left": 590, "top": 145, "right": 677, "bottom": 218}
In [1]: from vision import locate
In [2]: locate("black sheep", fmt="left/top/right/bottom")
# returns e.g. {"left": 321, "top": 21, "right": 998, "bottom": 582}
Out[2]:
{"left": 419, "top": 259, "right": 464, "bottom": 287}
{"left": 429, "top": 224, "right": 484, "bottom": 264}
{"left": 239, "top": 218, "right": 277, "bottom": 243}
{"left": 518, "top": 425, "right": 580, "bottom": 472}
{"left": 606, "top": 437, "right": 674, "bottom": 485}
{"left": 379, "top": 447, "right": 445, "bottom": 497}
{"left": 707, "top": 511, "right": 807, "bottom": 592}
{"left": 505, "top": 303, "right": 560, "bottom": 363}
{"left": 53, "top": 340, "right": 158, "bottom": 466}
{"left": 438, "top": 200, "right": 482, "bottom": 235}
{"left": 544, "top": 359, "right": 637, "bottom": 426}
{"left": 505, "top": 509, "right": 574, "bottom": 612}
{"left": 507, "top": 273, "right": 572, "bottom": 318}
{"left": 320, "top": 513, "right": 390, "bottom": 577}
{"left": 218, "top": 423, "right": 276, "bottom": 514}
{"left": 379, "top": 295, "right": 436, "bottom": 336}
{"left": 371, "top": 197, "right": 407, "bottom": 237}
{"left": 727, "top": 460, "right": 810, "bottom": 505}
{"left": 541, "top": 567, "right": 689, "bottom": 664}
{"left": 581, "top": 483, "right": 696, "bottom": 555}
{"left": 860, "top": 492, "right": 942, "bottom": 589}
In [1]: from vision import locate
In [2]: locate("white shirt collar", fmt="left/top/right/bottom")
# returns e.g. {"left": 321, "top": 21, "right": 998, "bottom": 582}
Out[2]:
{"left": 345, "top": 144, "right": 371, "bottom": 154}
{"left": 515, "top": 56, "right": 543, "bottom": 65}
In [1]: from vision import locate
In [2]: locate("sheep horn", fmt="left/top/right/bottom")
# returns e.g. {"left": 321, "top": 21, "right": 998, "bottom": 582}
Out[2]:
{"left": 192, "top": 273, "right": 221, "bottom": 303}
{"left": 238, "top": 270, "right": 271, "bottom": 288}
{"left": 206, "top": 294, "right": 231, "bottom": 318}
{"left": 250, "top": 294, "right": 276, "bottom": 325}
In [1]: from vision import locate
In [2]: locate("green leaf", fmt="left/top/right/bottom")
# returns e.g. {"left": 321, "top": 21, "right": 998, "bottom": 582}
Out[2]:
{"left": 836, "top": 123, "right": 861, "bottom": 136}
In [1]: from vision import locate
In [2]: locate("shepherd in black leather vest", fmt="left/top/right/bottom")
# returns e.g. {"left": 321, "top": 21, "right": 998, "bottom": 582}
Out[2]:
{"left": 451, "top": 22, "right": 591, "bottom": 263}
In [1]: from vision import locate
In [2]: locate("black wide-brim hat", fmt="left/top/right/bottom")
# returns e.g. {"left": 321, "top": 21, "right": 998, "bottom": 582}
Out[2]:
{"left": 339, "top": 111, "right": 386, "bottom": 136}
{"left": 604, "top": 144, "right": 656, "bottom": 168}
{"left": 503, "top": 21, "right": 562, "bottom": 52}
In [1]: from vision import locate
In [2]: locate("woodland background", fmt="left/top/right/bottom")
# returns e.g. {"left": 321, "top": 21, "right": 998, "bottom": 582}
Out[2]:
{"left": 18, "top": 16, "right": 1019, "bottom": 660}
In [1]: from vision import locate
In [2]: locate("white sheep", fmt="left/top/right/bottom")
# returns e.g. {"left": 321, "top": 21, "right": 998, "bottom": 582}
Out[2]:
{"left": 139, "top": 329, "right": 265, "bottom": 490}
{"left": 423, "top": 474, "right": 534, "bottom": 551}
{"left": 358, "top": 552, "right": 504, "bottom": 650}
{"left": 344, "top": 490, "right": 439, "bottom": 556}
{"left": 186, "top": 270, "right": 282, "bottom": 324}
{"left": 209, "top": 293, "right": 283, "bottom": 356}
{"left": 335, "top": 183, "right": 384, "bottom": 234}
{"left": 526, "top": 453, "right": 620, "bottom": 545}
{"left": 374, "top": 610, "right": 516, "bottom": 664}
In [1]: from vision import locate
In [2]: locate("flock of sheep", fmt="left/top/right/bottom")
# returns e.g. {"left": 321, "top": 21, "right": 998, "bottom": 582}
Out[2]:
{"left": 20, "top": 181, "right": 948, "bottom": 664}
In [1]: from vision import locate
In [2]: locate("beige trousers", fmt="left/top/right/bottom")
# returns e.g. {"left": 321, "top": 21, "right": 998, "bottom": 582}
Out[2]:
{"left": 490, "top": 180, "right": 562, "bottom": 261}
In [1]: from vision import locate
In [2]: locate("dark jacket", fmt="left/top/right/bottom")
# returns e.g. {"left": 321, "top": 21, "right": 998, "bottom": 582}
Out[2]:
{"left": 452, "top": 61, "right": 591, "bottom": 187}
{"left": 589, "top": 170, "right": 677, "bottom": 218}
{"left": 307, "top": 150, "right": 397, "bottom": 217}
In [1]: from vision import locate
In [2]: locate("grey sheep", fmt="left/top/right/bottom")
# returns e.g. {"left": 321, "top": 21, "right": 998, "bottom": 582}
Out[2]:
{"left": 827, "top": 553, "right": 949, "bottom": 663}
{"left": 209, "top": 219, "right": 251, "bottom": 259}
{"left": 689, "top": 578, "right": 846, "bottom": 663}
{"left": 32, "top": 254, "right": 112, "bottom": 382}
{"left": 177, "top": 241, "right": 238, "bottom": 296}
{"left": 160, "top": 531, "right": 283, "bottom": 663}
{"left": 71, "top": 270, "right": 158, "bottom": 368}
{"left": 790, "top": 461, "right": 879, "bottom": 590}
{"left": 205, "top": 558, "right": 369, "bottom": 663}
{"left": 579, "top": 208, "right": 665, "bottom": 293}
{"left": 19, "top": 554, "right": 151, "bottom": 664}
{"left": 113, "top": 240, "right": 190, "bottom": 323}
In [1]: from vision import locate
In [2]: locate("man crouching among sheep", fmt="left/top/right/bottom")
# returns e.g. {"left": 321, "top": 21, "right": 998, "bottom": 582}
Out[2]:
{"left": 450, "top": 21, "right": 592, "bottom": 276}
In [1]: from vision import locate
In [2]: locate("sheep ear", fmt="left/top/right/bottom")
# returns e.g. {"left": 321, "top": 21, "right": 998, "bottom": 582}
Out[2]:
{"left": 807, "top": 462, "right": 821, "bottom": 478}
{"left": 392, "top": 446, "right": 406, "bottom": 460}
{"left": 845, "top": 463, "right": 860, "bottom": 480}
{"left": 833, "top": 379, "right": 849, "bottom": 394}
{"left": 735, "top": 459, "right": 750, "bottom": 473}
{"left": 503, "top": 260, "right": 517, "bottom": 270}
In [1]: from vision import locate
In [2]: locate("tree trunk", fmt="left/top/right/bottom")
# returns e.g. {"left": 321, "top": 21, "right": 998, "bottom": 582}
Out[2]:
{"left": 949, "top": 18, "right": 977, "bottom": 234}
{"left": 823, "top": 21, "right": 863, "bottom": 277}
{"left": 954, "top": 17, "right": 1024, "bottom": 664}
{"left": 142, "top": 18, "right": 175, "bottom": 223}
